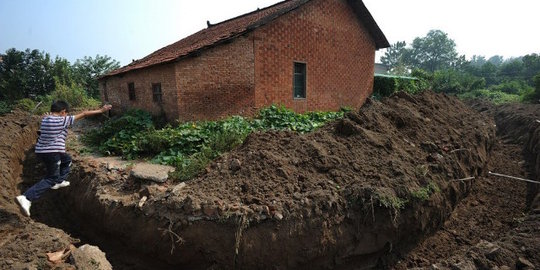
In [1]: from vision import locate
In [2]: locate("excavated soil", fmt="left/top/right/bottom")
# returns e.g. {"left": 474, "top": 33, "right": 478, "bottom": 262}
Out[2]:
{"left": 0, "top": 91, "right": 538, "bottom": 270}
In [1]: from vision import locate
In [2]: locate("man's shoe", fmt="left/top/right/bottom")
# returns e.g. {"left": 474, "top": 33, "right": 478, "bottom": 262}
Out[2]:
{"left": 51, "top": 181, "right": 70, "bottom": 190}
{"left": 16, "top": 195, "right": 31, "bottom": 217}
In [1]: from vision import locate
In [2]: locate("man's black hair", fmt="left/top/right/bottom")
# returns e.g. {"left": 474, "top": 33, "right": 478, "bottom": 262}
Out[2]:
{"left": 50, "top": 100, "right": 70, "bottom": 113}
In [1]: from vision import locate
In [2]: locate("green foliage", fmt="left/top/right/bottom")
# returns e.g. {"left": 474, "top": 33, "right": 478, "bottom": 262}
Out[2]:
{"left": 489, "top": 80, "right": 533, "bottom": 95}
{"left": 432, "top": 69, "right": 485, "bottom": 94}
{"left": 535, "top": 73, "right": 540, "bottom": 99}
{"left": 376, "top": 193, "right": 407, "bottom": 210}
{"left": 72, "top": 55, "right": 120, "bottom": 98}
{"left": 170, "top": 146, "right": 214, "bottom": 182}
{"left": 381, "top": 41, "right": 408, "bottom": 71}
{"left": 1, "top": 48, "right": 120, "bottom": 107}
{"left": 410, "top": 182, "right": 440, "bottom": 201}
{"left": 169, "top": 125, "right": 250, "bottom": 182}
{"left": 0, "top": 48, "right": 55, "bottom": 101}
{"left": 0, "top": 100, "right": 13, "bottom": 115}
{"left": 522, "top": 72, "right": 540, "bottom": 102}
{"left": 458, "top": 89, "right": 521, "bottom": 104}
{"left": 84, "top": 106, "right": 346, "bottom": 181}
{"left": 83, "top": 109, "right": 154, "bottom": 158}
{"left": 49, "top": 77, "right": 101, "bottom": 108}
{"left": 14, "top": 98, "right": 36, "bottom": 111}
{"left": 409, "top": 30, "right": 461, "bottom": 72}
{"left": 252, "top": 105, "right": 346, "bottom": 133}
{"left": 382, "top": 30, "right": 464, "bottom": 73}
{"left": 373, "top": 75, "right": 427, "bottom": 98}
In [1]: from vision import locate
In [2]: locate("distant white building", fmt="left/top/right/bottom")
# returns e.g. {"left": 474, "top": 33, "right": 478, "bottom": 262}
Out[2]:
{"left": 374, "top": 63, "right": 390, "bottom": 74}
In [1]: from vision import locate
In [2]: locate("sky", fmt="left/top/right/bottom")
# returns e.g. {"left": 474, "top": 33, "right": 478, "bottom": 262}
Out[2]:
{"left": 1, "top": 0, "right": 539, "bottom": 66}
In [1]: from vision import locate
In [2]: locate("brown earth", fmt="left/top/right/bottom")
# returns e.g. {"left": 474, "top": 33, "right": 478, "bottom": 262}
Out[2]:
{"left": 0, "top": 91, "right": 538, "bottom": 270}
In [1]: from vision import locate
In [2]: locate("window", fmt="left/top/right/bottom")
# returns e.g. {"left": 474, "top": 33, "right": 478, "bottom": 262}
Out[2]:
{"left": 152, "top": 83, "right": 162, "bottom": 103}
{"left": 128, "top": 82, "right": 136, "bottom": 101}
{"left": 293, "top": 62, "right": 306, "bottom": 99}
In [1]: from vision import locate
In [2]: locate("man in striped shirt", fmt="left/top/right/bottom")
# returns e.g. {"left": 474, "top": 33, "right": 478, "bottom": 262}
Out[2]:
{"left": 16, "top": 100, "right": 112, "bottom": 217}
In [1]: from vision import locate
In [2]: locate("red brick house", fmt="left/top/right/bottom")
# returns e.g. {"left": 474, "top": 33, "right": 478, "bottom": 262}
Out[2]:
{"left": 99, "top": 0, "right": 389, "bottom": 122}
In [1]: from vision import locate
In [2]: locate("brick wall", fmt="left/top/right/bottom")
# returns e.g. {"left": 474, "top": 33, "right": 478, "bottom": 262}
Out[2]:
{"left": 100, "top": 0, "right": 377, "bottom": 122}
{"left": 253, "top": 0, "right": 376, "bottom": 112}
{"left": 100, "top": 63, "right": 178, "bottom": 121}
{"left": 174, "top": 36, "right": 255, "bottom": 121}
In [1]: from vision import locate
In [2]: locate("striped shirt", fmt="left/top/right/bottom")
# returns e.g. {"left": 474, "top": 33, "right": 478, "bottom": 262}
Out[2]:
{"left": 35, "top": 115, "right": 75, "bottom": 153}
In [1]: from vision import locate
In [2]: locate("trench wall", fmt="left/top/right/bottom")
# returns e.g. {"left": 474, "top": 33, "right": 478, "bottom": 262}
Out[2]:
{"left": 492, "top": 104, "right": 540, "bottom": 209}
{"left": 0, "top": 111, "right": 39, "bottom": 213}
{"left": 64, "top": 165, "right": 484, "bottom": 270}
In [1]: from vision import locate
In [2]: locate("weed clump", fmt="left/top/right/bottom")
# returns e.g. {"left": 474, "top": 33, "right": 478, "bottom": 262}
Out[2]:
{"left": 83, "top": 105, "right": 347, "bottom": 181}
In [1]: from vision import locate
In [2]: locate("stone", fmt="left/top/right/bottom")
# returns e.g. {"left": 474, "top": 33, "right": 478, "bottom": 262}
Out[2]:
{"left": 202, "top": 205, "right": 218, "bottom": 217}
{"left": 138, "top": 196, "right": 147, "bottom": 208}
{"left": 140, "top": 184, "right": 168, "bottom": 198}
{"left": 229, "top": 158, "right": 242, "bottom": 172}
{"left": 130, "top": 163, "right": 175, "bottom": 183}
{"left": 516, "top": 257, "right": 534, "bottom": 269}
{"left": 71, "top": 244, "right": 112, "bottom": 270}
{"left": 171, "top": 182, "right": 187, "bottom": 196}
{"left": 450, "top": 260, "right": 476, "bottom": 270}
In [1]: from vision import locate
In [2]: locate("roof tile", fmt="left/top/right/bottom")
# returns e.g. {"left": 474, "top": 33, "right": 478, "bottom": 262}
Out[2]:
{"left": 103, "top": 0, "right": 388, "bottom": 78}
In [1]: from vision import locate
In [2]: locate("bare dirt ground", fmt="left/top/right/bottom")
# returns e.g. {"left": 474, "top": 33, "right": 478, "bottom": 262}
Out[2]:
{"left": 0, "top": 92, "right": 538, "bottom": 269}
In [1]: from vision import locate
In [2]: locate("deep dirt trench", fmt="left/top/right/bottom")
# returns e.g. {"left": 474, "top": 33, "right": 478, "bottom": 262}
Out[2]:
{"left": 1, "top": 92, "right": 539, "bottom": 270}
{"left": 21, "top": 152, "right": 173, "bottom": 269}
{"left": 22, "top": 139, "right": 534, "bottom": 270}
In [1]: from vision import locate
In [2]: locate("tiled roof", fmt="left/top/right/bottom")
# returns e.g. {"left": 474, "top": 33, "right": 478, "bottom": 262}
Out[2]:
{"left": 102, "top": 0, "right": 388, "bottom": 78}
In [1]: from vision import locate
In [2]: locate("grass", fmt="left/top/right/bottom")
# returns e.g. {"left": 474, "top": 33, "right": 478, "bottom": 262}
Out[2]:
{"left": 410, "top": 181, "right": 440, "bottom": 201}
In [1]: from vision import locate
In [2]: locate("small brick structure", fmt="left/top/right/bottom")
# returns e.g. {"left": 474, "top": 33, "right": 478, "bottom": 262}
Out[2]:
{"left": 99, "top": 0, "right": 389, "bottom": 122}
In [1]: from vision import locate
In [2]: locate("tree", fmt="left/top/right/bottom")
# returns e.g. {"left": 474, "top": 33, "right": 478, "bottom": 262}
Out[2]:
{"left": 0, "top": 48, "right": 55, "bottom": 101}
{"left": 533, "top": 72, "right": 540, "bottom": 101}
{"left": 52, "top": 56, "right": 74, "bottom": 86}
{"left": 480, "top": 62, "right": 498, "bottom": 86}
{"left": 407, "top": 30, "right": 462, "bottom": 72}
{"left": 470, "top": 55, "right": 487, "bottom": 67}
{"left": 0, "top": 48, "right": 26, "bottom": 100}
{"left": 498, "top": 58, "right": 523, "bottom": 82}
{"left": 381, "top": 41, "right": 409, "bottom": 73}
{"left": 72, "top": 55, "right": 120, "bottom": 98}
{"left": 522, "top": 53, "right": 540, "bottom": 85}
{"left": 487, "top": 55, "right": 504, "bottom": 66}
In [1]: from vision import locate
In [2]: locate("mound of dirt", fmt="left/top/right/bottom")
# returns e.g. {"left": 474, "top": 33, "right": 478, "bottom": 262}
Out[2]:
{"left": 45, "top": 91, "right": 497, "bottom": 269}
{"left": 184, "top": 91, "right": 493, "bottom": 220}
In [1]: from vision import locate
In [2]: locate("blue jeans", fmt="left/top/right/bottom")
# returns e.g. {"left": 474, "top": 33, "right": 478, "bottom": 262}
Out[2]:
{"left": 23, "top": 152, "right": 72, "bottom": 201}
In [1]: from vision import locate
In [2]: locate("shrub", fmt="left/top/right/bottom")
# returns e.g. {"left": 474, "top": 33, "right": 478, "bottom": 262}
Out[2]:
{"left": 523, "top": 72, "right": 540, "bottom": 102}
{"left": 84, "top": 105, "right": 347, "bottom": 181}
{"left": 14, "top": 98, "right": 36, "bottom": 112}
{"left": 432, "top": 69, "right": 485, "bottom": 94}
{"left": 0, "top": 101, "right": 13, "bottom": 115}
{"left": 49, "top": 77, "right": 101, "bottom": 109}
{"left": 373, "top": 75, "right": 426, "bottom": 98}
{"left": 82, "top": 109, "right": 154, "bottom": 158}
{"left": 410, "top": 182, "right": 440, "bottom": 201}
{"left": 458, "top": 89, "right": 521, "bottom": 104}
{"left": 489, "top": 80, "right": 533, "bottom": 95}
